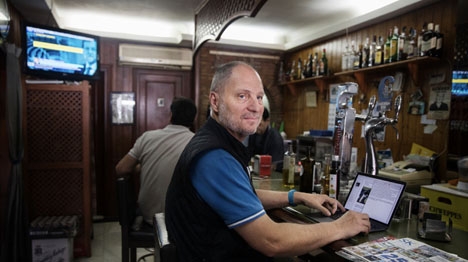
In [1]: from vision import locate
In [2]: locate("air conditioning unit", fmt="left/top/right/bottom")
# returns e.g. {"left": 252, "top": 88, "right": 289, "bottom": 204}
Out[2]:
{"left": 118, "top": 44, "right": 193, "bottom": 69}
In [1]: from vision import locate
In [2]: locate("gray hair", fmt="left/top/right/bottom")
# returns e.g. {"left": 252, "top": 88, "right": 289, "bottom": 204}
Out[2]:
{"left": 210, "top": 61, "right": 253, "bottom": 93}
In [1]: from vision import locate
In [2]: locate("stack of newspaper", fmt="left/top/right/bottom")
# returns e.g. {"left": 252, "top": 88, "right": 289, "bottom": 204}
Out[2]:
{"left": 336, "top": 236, "right": 467, "bottom": 261}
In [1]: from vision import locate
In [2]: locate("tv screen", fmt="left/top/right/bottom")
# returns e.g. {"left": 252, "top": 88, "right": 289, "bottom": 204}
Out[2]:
{"left": 22, "top": 22, "right": 100, "bottom": 81}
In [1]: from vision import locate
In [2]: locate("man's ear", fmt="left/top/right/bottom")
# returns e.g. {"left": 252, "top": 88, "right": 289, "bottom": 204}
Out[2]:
{"left": 209, "top": 92, "right": 219, "bottom": 113}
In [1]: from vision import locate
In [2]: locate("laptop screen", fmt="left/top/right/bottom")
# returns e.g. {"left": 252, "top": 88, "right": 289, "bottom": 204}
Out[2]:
{"left": 343, "top": 172, "right": 406, "bottom": 225}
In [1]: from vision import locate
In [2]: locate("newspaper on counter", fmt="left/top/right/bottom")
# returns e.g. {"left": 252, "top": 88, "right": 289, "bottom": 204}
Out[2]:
{"left": 336, "top": 236, "right": 467, "bottom": 262}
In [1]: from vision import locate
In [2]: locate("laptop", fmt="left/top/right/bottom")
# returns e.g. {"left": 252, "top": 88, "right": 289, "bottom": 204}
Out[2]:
{"left": 305, "top": 172, "right": 406, "bottom": 232}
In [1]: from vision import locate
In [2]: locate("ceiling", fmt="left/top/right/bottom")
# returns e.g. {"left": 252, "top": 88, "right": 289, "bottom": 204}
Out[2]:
{"left": 8, "top": 0, "right": 438, "bottom": 51}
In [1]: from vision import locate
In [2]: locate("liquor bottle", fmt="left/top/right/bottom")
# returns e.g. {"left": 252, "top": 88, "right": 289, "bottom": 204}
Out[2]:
{"left": 312, "top": 52, "right": 318, "bottom": 77}
{"left": 289, "top": 60, "right": 295, "bottom": 81}
{"left": 282, "top": 143, "right": 294, "bottom": 187}
{"left": 434, "top": 24, "right": 443, "bottom": 57}
{"left": 390, "top": 26, "right": 399, "bottom": 62}
{"left": 362, "top": 37, "right": 370, "bottom": 68}
{"left": 307, "top": 53, "right": 313, "bottom": 77}
{"left": 354, "top": 44, "right": 362, "bottom": 70}
{"left": 407, "top": 27, "right": 416, "bottom": 59}
{"left": 329, "top": 155, "right": 340, "bottom": 199}
{"left": 368, "top": 35, "right": 376, "bottom": 67}
{"left": 319, "top": 48, "right": 328, "bottom": 76}
{"left": 375, "top": 36, "right": 383, "bottom": 65}
{"left": 418, "top": 22, "right": 427, "bottom": 56}
{"left": 398, "top": 26, "right": 408, "bottom": 61}
{"left": 320, "top": 154, "right": 331, "bottom": 195}
{"left": 384, "top": 28, "right": 392, "bottom": 63}
{"left": 350, "top": 41, "right": 357, "bottom": 70}
{"left": 342, "top": 44, "right": 349, "bottom": 71}
{"left": 297, "top": 58, "right": 303, "bottom": 80}
{"left": 422, "top": 22, "right": 436, "bottom": 57}
{"left": 300, "top": 147, "right": 315, "bottom": 193}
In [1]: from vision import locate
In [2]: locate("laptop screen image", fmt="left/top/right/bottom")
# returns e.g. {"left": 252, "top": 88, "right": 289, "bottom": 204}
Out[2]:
{"left": 343, "top": 172, "right": 406, "bottom": 226}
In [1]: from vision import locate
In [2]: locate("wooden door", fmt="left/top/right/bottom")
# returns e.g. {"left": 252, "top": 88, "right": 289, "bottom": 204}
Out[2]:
{"left": 134, "top": 69, "right": 192, "bottom": 137}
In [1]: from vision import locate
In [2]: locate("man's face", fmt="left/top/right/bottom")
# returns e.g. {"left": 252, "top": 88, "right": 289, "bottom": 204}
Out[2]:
{"left": 83, "top": 41, "right": 97, "bottom": 64}
{"left": 211, "top": 65, "right": 264, "bottom": 141}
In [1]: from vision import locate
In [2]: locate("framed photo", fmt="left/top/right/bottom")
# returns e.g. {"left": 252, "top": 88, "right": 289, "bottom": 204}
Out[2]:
{"left": 110, "top": 92, "right": 135, "bottom": 125}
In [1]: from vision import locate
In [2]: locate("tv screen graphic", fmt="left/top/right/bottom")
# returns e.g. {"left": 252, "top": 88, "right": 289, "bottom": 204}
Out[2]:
{"left": 23, "top": 22, "right": 100, "bottom": 81}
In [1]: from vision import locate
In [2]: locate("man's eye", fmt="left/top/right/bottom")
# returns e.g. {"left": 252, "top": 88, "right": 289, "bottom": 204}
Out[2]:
{"left": 239, "top": 94, "right": 246, "bottom": 100}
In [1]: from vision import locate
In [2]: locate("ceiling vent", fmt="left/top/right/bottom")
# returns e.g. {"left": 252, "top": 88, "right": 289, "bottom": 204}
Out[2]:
{"left": 118, "top": 44, "right": 193, "bottom": 69}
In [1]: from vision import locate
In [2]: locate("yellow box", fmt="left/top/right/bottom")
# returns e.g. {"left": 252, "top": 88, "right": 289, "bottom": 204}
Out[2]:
{"left": 420, "top": 184, "right": 468, "bottom": 231}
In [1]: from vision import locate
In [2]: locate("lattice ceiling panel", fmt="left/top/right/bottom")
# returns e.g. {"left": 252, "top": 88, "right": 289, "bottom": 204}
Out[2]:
{"left": 194, "top": 0, "right": 267, "bottom": 54}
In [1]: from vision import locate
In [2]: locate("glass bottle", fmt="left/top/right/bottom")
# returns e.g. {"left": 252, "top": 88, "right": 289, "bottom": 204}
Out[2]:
{"left": 282, "top": 143, "right": 295, "bottom": 188}
{"left": 282, "top": 143, "right": 294, "bottom": 187}
{"left": 368, "top": 35, "right": 376, "bottom": 67}
{"left": 329, "top": 155, "right": 340, "bottom": 199}
{"left": 390, "top": 26, "right": 399, "bottom": 62}
{"left": 407, "top": 27, "right": 416, "bottom": 59}
{"left": 289, "top": 60, "right": 295, "bottom": 81}
{"left": 312, "top": 52, "right": 318, "bottom": 77}
{"left": 300, "top": 146, "right": 315, "bottom": 193}
{"left": 384, "top": 28, "right": 392, "bottom": 64}
{"left": 342, "top": 44, "right": 349, "bottom": 71}
{"left": 398, "top": 26, "right": 408, "bottom": 61}
{"left": 319, "top": 48, "right": 328, "bottom": 76}
{"left": 375, "top": 36, "right": 383, "bottom": 65}
{"left": 361, "top": 37, "right": 370, "bottom": 68}
{"left": 423, "top": 22, "right": 436, "bottom": 57}
{"left": 434, "top": 24, "right": 443, "bottom": 57}
{"left": 320, "top": 154, "right": 331, "bottom": 195}
{"left": 296, "top": 58, "right": 302, "bottom": 80}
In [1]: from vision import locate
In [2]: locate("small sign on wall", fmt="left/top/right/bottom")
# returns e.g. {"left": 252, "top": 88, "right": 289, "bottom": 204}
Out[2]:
{"left": 306, "top": 91, "right": 317, "bottom": 107}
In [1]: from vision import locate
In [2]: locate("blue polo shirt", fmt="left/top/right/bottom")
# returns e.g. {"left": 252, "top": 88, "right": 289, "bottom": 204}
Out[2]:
{"left": 191, "top": 149, "right": 265, "bottom": 228}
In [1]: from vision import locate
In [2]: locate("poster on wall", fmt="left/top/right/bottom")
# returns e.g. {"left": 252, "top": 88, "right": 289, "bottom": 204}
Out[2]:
{"left": 427, "top": 84, "right": 451, "bottom": 120}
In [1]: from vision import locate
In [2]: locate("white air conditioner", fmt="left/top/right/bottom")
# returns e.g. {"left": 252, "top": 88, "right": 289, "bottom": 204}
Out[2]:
{"left": 118, "top": 44, "right": 193, "bottom": 69}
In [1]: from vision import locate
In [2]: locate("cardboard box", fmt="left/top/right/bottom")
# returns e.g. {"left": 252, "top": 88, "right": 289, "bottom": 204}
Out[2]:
{"left": 420, "top": 184, "right": 468, "bottom": 231}
{"left": 32, "top": 238, "right": 73, "bottom": 262}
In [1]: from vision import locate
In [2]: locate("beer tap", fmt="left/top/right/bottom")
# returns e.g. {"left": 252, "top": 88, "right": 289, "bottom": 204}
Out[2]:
{"left": 363, "top": 94, "right": 402, "bottom": 176}
{"left": 334, "top": 82, "right": 358, "bottom": 181}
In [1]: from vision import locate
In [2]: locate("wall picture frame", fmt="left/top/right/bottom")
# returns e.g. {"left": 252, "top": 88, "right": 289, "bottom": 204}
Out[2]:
{"left": 110, "top": 92, "right": 135, "bottom": 125}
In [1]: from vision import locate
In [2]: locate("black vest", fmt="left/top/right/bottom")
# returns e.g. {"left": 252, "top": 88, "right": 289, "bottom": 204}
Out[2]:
{"left": 165, "top": 118, "right": 271, "bottom": 261}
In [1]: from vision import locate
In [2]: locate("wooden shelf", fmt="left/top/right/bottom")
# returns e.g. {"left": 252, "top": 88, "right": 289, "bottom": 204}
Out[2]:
{"left": 279, "top": 56, "right": 439, "bottom": 94}
{"left": 278, "top": 75, "right": 331, "bottom": 95}
{"left": 334, "top": 56, "right": 440, "bottom": 89}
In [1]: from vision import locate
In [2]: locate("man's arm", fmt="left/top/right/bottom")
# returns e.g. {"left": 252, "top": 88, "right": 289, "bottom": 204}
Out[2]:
{"left": 115, "top": 154, "right": 139, "bottom": 177}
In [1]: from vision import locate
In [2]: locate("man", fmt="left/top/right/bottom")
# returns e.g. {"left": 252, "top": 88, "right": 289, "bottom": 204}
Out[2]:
{"left": 82, "top": 40, "right": 97, "bottom": 76}
{"left": 165, "top": 61, "right": 370, "bottom": 261}
{"left": 429, "top": 92, "right": 449, "bottom": 111}
{"left": 248, "top": 108, "right": 284, "bottom": 171}
{"left": 116, "top": 97, "right": 197, "bottom": 225}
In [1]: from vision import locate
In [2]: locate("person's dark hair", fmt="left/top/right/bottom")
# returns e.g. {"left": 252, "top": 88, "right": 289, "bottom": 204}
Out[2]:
{"left": 262, "top": 108, "right": 270, "bottom": 121}
{"left": 170, "top": 97, "right": 197, "bottom": 128}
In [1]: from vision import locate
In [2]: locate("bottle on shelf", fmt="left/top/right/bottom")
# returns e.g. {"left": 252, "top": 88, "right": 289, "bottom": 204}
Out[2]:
{"left": 320, "top": 154, "right": 331, "bottom": 195}
{"left": 282, "top": 142, "right": 296, "bottom": 188}
{"left": 319, "top": 48, "right": 328, "bottom": 76}
{"left": 342, "top": 44, "right": 349, "bottom": 71}
{"left": 422, "top": 22, "right": 436, "bottom": 57}
{"left": 297, "top": 57, "right": 303, "bottom": 80}
{"left": 300, "top": 146, "right": 315, "bottom": 193}
{"left": 407, "top": 27, "right": 417, "bottom": 59}
{"left": 329, "top": 155, "right": 340, "bottom": 199}
{"left": 384, "top": 28, "right": 392, "bottom": 63}
{"left": 390, "top": 26, "right": 399, "bottom": 62}
{"left": 368, "top": 35, "right": 376, "bottom": 67}
{"left": 350, "top": 41, "right": 357, "bottom": 70}
{"left": 353, "top": 44, "right": 362, "bottom": 70}
{"left": 307, "top": 53, "right": 313, "bottom": 77}
{"left": 362, "top": 37, "right": 370, "bottom": 68}
{"left": 312, "top": 52, "right": 318, "bottom": 77}
{"left": 419, "top": 22, "right": 428, "bottom": 56}
{"left": 434, "top": 24, "right": 443, "bottom": 57}
{"left": 289, "top": 60, "right": 295, "bottom": 81}
{"left": 375, "top": 36, "right": 384, "bottom": 65}
{"left": 398, "top": 26, "right": 408, "bottom": 61}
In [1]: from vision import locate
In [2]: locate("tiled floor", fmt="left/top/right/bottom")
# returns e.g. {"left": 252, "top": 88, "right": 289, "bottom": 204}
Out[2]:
{"left": 74, "top": 221, "right": 154, "bottom": 262}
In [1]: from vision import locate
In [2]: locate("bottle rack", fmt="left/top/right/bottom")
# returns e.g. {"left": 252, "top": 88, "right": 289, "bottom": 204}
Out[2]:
{"left": 279, "top": 56, "right": 439, "bottom": 94}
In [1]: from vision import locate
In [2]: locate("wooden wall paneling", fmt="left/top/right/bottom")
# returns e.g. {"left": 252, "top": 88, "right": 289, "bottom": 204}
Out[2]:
{"left": 282, "top": 0, "right": 457, "bottom": 181}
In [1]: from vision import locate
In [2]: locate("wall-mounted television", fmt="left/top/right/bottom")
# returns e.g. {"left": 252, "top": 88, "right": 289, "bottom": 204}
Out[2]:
{"left": 22, "top": 21, "right": 100, "bottom": 81}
